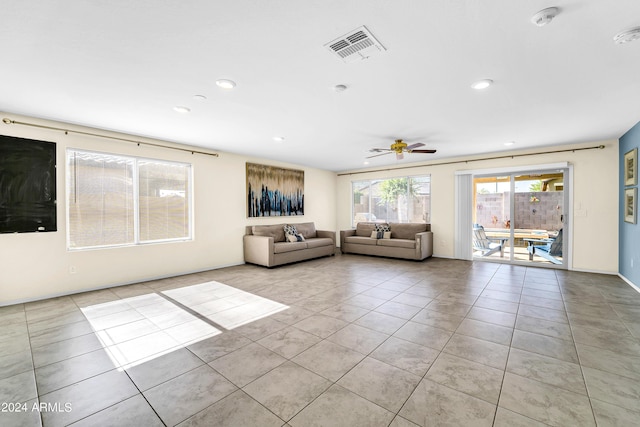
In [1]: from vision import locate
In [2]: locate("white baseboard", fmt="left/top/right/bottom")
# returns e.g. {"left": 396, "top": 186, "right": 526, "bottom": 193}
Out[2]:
{"left": 568, "top": 266, "right": 618, "bottom": 275}
{"left": 619, "top": 273, "right": 640, "bottom": 294}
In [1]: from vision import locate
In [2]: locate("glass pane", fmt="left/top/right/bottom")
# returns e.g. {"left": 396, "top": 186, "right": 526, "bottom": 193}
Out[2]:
{"left": 67, "top": 151, "right": 134, "bottom": 248}
{"left": 352, "top": 181, "right": 372, "bottom": 225}
{"left": 139, "top": 161, "right": 191, "bottom": 242}
{"left": 409, "top": 176, "right": 431, "bottom": 223}
{"left": 473, "top": 176, "right": 511, "bottom": 259}
{"left": 353, "top": 176, "right": 430, "bottom": 225}
{"left": 514, "top": 173, "right": 564, "bottom": 265}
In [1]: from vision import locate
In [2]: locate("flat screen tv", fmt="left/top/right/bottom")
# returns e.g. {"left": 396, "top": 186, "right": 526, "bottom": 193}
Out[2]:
{"left": 0, "top": 134, "right": 57, "bottom": 233}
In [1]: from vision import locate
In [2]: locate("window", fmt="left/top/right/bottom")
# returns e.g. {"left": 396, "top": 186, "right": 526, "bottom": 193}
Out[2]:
{"left": 352, "top": 175, "right": 430, "bottom": 226}
{"left": 67, "top": 150, "right": 192, "bottom": 249}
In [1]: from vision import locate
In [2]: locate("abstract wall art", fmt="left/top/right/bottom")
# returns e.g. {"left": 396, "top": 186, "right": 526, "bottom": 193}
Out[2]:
{"left": 246, "top": 163, "right": 304, "bottom": 217}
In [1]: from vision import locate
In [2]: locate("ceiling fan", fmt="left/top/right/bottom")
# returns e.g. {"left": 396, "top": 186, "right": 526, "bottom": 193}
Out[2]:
{"left": 367, "top": 139, "right": 436, "bottom": 160}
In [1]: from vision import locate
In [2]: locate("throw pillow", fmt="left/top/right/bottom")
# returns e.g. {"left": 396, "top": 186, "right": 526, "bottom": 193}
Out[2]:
{"left": 375, "top": 223, "right": 391, "bottom": 232}
{"left": 283, "top": 224, "right": 297, "bottom": 236}
{"left": 371, "top": 223, "right": 390, "bottom": 239}
{"left": 284, "top": 224, "right": 305, "bottom": 242}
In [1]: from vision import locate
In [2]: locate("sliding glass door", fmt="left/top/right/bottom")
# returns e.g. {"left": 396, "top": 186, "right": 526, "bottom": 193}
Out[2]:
{"left": 472, "top": 169, "right": 567, "bottom": 268}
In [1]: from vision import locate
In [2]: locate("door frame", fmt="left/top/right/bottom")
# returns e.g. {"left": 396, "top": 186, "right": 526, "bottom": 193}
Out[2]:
{"left": 455, "top": 162, "right": 572, "bottom": 269}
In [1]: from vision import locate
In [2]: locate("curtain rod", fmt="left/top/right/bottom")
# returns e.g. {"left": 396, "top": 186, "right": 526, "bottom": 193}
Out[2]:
{"left": 337, "top": 144, "right": 605, "bottom": 176}
{"left": 2, "top": 118, "right": 219, "bottom": 157}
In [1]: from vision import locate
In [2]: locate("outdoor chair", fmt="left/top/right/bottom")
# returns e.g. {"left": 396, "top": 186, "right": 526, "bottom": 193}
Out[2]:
{"left": 525, "top": 228, "right": 563, "bottom": 265}
{"left": 472, "top": 224, "right": 506, "bottom": 257}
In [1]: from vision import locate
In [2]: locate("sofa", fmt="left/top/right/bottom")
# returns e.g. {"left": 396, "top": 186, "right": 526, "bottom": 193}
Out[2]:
{"left": 244, "top": 222, "right": 336, "bottom": 267}
{"left": 340, "top": 222, "right": 433, "bottom": 261}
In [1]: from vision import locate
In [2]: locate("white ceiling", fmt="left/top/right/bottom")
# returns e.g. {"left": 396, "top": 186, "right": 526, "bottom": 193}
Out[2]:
{"left": 2, "top": 1, "right": 640, "bottom": 172}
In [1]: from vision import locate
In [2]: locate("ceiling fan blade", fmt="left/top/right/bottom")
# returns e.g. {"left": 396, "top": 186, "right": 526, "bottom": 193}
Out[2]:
{"left": 366, "top": 151, "right": 393, "bottom": 159}
{"left": 408, "top": 149, "right": 437, "bottom": 154}
{"left": 369, "top": 148, "right": 392, "bottom": 153}
{"left": 396, "top": 152, "right": 404, "bottom": 160}
{"left": 405, "top": 142, "right": 425, "bottom": 150}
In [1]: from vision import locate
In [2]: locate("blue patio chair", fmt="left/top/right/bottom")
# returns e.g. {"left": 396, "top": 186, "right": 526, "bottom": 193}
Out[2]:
{"left": 526, "top": 229, "right": 563, "bottom": 264}
{"left": 472, "top": 224, "right": 506, "bottom": 257}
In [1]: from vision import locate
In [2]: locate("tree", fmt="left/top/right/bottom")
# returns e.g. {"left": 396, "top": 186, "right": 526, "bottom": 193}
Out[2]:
{"left": 529, "top": 180, "right": 542, "bottom": 192}
{"left": 377, "top": 178, "right": 418, "bottom": 222}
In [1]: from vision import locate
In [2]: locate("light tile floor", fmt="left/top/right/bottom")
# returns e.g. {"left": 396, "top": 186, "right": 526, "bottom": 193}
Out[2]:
{"left": 2, "top": 254, "right": 640, "bottom": 426}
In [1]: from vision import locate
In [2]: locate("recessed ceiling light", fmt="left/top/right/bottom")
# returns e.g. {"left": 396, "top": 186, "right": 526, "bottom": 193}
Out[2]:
{"left": 504, "top": 141, "right": 515, "bottom": 146}
{"left": 614, "top": 27, "right": 640, "bottom": 44}
{"left": 471, "top": 79, "right": 493, "bottom": 90}
{"left": 363, "top": 161, "right": 370, "bottom": 165}
{"left": 531, "top": 7, "right": 559, "bottom": 27}
{"left": 333, "top": 84, "right": 348, "bottom": 92}
{"left": 273, "top": 136, "right": 285, "bottom": 142}
{"left": 216, "top": 79, "right": 236, "bottom": 89}
{"left": 193, "top": 94, "right": 207, "bottom": 101}
{"left": 173, "top": 106, "right": 191, "bottom": 113}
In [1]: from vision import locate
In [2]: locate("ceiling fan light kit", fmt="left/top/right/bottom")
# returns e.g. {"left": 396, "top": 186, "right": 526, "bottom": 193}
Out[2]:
{"left": 367, "top": 139, "right": 436, "bottom": 160}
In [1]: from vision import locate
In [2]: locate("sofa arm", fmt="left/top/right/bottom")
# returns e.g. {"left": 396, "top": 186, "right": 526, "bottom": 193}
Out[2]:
{"left": 243, "top": 235, "right": 275, "bottom": 266}
{"left": 339, "top": 229, "right": 356, "bottom": 251}
{"left": 317, "top": 230, "right": 336, "bottom": 246}
{"left": 415, "top": 231, "right": 433, "bottom": 260}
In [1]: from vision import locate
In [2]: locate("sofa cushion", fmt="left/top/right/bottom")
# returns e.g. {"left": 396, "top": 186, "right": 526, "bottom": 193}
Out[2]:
{"left": 344, "top": 236, "right": 377, "bottom": 246}
{"left": 294, "top": 222, "right": 317, "bottom": 239}
{"left": 344, "top": 236, "right": 378, "bottom": 246}
{"left": 306, "top": 237, "right": 334, "bottom": 249}
{"left": 376, "top": 238, "right": 416, "bottom": 249}
{"left": 252, "top": 224, "right": 286, "bottom": 242}
{"left": 274, "top": 241, "right": 307, "bottom": 253}
{"left": 355, "top": 222, "right": 381, "bottom": 237}
{"left": 388, "top": 223, "right": 427, "bottom": 240}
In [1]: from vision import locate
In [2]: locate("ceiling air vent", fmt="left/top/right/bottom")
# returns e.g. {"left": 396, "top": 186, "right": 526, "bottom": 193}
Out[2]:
{"left": 325, "top": 26, "right": 386, "bottom": 63}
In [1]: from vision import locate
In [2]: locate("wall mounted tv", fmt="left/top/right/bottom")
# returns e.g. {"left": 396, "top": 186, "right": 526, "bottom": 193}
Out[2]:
{"left": 0, "top": 134, "right": 57, "bottom": 233}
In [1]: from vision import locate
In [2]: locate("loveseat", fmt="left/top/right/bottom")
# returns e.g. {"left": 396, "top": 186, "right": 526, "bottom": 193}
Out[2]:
{"left": 340, "top": 222, "right": 433, "bottom": 261}
{"left": 244, "top": 222, "right": 335, "bottom": 267}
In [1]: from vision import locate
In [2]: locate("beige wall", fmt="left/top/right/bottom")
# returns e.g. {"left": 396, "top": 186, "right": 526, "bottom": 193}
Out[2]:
{"left": 0, "top": 113, "right": 337, "bottom": 305}
{"left": 337, "top": 140, "right": 619, "bottom": 274}
{"left": 0, "top": 111, "right": 619, "bottom": 305}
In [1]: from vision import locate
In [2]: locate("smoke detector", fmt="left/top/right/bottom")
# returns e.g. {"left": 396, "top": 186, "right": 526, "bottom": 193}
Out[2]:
{"left": 614, "top": 27, "right": 640, "bottom": 44}
{"left": 531, "top": 7, "right": 559, "bottom": 27}
{"left": 325, "top": 26, "right": 386, "bottom": 63}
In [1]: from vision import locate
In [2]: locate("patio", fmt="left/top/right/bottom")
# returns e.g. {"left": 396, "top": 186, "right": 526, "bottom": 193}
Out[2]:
{"left": 474, "top": 230, "right": 563, "bottom": 266}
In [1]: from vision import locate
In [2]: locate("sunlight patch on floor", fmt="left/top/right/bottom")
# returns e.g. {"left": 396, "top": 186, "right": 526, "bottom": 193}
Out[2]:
{"left": 80, "top": 281, "right": 288, "bottom": 370}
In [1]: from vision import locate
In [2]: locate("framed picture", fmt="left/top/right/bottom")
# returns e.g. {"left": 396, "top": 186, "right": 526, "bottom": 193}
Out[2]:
{"left": 246, "top": 163, "right": 304, "bottom": 217}
{"left": 624, "top": 148, "right": 637, "bottom": 186}
{"left": 625, "top": 187, "right": 637, "bottom": 224}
